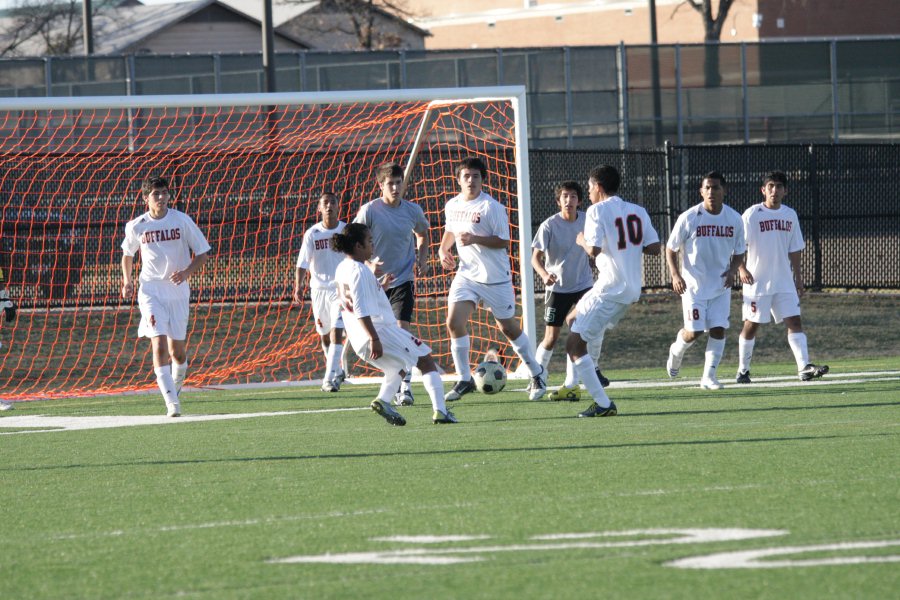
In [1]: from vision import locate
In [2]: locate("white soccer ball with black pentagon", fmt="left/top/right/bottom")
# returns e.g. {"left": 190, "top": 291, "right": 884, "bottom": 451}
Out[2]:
{"left": 473, "top": 361, "right": 507, "bottom": 394}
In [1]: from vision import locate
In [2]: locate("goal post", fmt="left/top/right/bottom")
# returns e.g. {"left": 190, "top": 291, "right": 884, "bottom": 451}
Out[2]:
{"left": 0, "top": 86, "right": 536, "bottom": 400}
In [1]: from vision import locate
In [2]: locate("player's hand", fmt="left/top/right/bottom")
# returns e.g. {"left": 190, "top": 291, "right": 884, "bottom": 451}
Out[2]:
{"left": 439, "top": 250, "right": 456, "bottom": 271}
{"left": 670, "top": 273, "right": 686, "bottom": 295}
{"left": 379, "top": 273, "right": 396, "bottom": 290}
{"left": 738, "top": 267, "right": 754, "bottom": 285}
{"left": 722, "top": 268, "right": 737, "bottom": 289}
{"left": 170, "top": 270, "right": 188, "bottom": 285}
{"left": 370, "top": 338, "right": 383, "bottom": 360}
{"left": 0, "top": 290, "right": 15, "bottom": 323}
{"left": 292, "top": 286, "right": 303, "bottom": 304}
{"left": 457, "top": 232, "right": 475, "bottom": 246}
{"left": 415, "top": 255, "right": 429, "bottom": 278}
{"left": 794, "top": 276, "right": 805, "bottom": 297}
{"left": 121, "top": 281, "right": 134, "bottom": 298}
{"left": 542, "top": 272, "right": 558, "bottom": 286}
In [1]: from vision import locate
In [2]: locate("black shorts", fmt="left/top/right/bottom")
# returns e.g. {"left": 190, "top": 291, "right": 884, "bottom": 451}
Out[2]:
{"left": 543, "top": 287, "right": 591, "bottom": 327}
{"left": 386, "top": 280, "right": 416, "bottom": 323}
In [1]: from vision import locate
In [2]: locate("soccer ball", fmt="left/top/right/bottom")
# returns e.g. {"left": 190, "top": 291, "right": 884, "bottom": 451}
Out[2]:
{"left": 473, "top": 361, "right": 507, "bottom": 394}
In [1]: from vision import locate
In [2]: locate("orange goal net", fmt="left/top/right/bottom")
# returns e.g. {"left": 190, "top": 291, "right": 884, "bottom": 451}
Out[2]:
{"left": 0, "top": 88, "right": 535, "bottom": 401}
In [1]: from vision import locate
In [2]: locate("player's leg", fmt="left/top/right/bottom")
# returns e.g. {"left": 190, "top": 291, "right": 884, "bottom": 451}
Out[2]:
{"left": 774, "top": 294, "right": 828, "bottom": 381}
{"left": 536, "top": 291, "right": 564, "bottom": 371}
{"left": 667, "top": 296, "right": 701, "bottom": 378}
{"left": 361, "top": 332, "right": 407, "bottom": 427}
{"left": 416, "top": 353, "right": 457, "bottom": 424}
{"left": 737, "top": 295, "right": 770, "bottom": 382}
{"left": 445, "top": 276, "right": 479, "bottom": 401}
{"left": 567, "top": 293, "right": 627, "bottom": 416}
{"left": 698, "top": 294, "right": 729, "bottom": 390}
{"left": 389, "top": 282, "right": 416, "bottom": 405}
{"left": 168, "top": 337, "right": 188, "bottom": 395}
{"left": 328, "top": 327, "right": 346, "bottom": 386}
{"left": 139, "top": 293, "right": 180, "bottom": 416}
{"left": 485, "top": 281, "right": 545, "bottom": 400}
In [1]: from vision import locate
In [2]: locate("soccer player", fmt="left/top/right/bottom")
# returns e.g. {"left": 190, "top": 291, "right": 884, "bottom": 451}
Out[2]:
{"left": 121, "top": 176, "right": 211, "bottom": 417}
{"left": 665, "top": 171, "right": 746, "bottom": 390}
{"left": 736, "top": 171, "right": 828, "bottom": 383}
{"left": 531, "top": 181, "right": 608, "bottom": 402}
{"left": 0, "top": 263, "right": 16, "bottom": 411}
{"left": 294, "top": 192, "right": 348, "bottom": 392}
{"left": 439, "top": 156, "right": 546, "bottom": 402}
{"left": 332, "top": 222, "right": 456, "bottom": 425}
{"left": 566, "top": 165, "right": 660, "bottom": 417}
{"left": 353, "top": 162, "right": 430, "bottom": 406}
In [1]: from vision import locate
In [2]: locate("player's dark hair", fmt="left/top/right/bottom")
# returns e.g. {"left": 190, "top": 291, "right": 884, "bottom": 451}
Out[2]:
{"left": 588, "top": 165, "right": 620, "bottom": 194}
{"left": 319, "top": 191, "right": 339, "bottom": 203}
{"left": 763, "top": 171, "right": 788, "bottom": 186}
{"left": 375, "top": 162, "right": 404, "bottom": 183}
{"left": 141, "top": 175, "right": 169, "bottom": 196}
{"left": 702, "top": 171, "right": 726, "bottom": 186}
{"left": 332, "top": 222, "right": 369, "bottom": 255}
{"left": 456, "top": 156, "right": 487, "bottom": 179}
{"left": 555, "top": 180, "right": 584, "bottom": 202}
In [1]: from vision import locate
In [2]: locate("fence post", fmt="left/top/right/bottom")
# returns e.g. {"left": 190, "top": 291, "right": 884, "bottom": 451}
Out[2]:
{"left": 830, "top": 40, "right": 840, "bottom": 143}
{"left": 741, "top": 42, "right": 749, "bottom": 143}
{"left": 675, "top": 44, "right": 683, "bottom": 144}
{"left": 664, "top": 140, "right": 675, "bottom": 234}
{"left": 618, "top": 42, "right": 629, "bottom": 149}
{"left": 564, "top": 47, "right": 573, "bottom": 149}
{"left": 808, "top": 144, "right": 823, "bottom": 290}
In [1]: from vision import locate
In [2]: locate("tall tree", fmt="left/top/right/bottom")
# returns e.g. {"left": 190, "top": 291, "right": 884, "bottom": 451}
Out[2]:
{"left": 284, "top": 0, "right": 417, "bottom": 50}
{"left": 1, "top": 0, "right": 111, "bottom": 57}
{"left": 679, "top": 0, "right": 738, "bottom": 41}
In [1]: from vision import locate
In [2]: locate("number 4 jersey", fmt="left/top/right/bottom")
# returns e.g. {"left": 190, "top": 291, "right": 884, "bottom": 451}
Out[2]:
{"left": 584, "top": 196, "right": 660, "bottom": 304}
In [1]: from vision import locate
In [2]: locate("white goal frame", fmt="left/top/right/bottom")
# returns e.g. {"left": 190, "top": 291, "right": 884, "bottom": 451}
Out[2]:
{"left": 0, "top": 86, "right": 537, "bottom": 347}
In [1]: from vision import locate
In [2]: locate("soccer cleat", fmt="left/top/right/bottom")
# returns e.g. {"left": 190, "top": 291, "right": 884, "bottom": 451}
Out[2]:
{"left": 321, "top": 380, "right": 337, "bottom": 393}
{"left": 332, "top": 369, "right": 346, "bottom": 386}
{"left": 432, "top": 409, "right": 458, "bottom": 424}
{"left": 391, "top": 388, "right": 415, "bottom": 406}
{"left": 166, "top": 401, "right": 181, "bottom": 418}
{"left": 699, "top": 377, "right": 724, "bottom": 390}
{"left": 577, "top": 400, "right": 618, "bottom": 418}
{"left": 526, "top": 366, "right": 547, "bottom": 401}
{"left": 595, "top": 368, "right": 611, "bottom": 388}
{"left": 736, "top": 370, "right": 752, "bottom": 384}
{"left": 445, "top": 378, "right": 476, "bottom": 402}
{"left": 548, "top": 385, "right": 581, "bottom": 402}
{"left": 799, "top": 363, "right": 829, "bottom": 381}
{"left": 666, "top": 348, "right": 682, "bottom": 378}
{"left": 0, "top": 400, "right": 13, "bottom": 411}
{"left": 370, "top": 399, "right": 406, "bottom": 426}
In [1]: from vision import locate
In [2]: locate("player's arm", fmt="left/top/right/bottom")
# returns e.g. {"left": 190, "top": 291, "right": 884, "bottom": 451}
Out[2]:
{"left": 439, "top": 230, "right": 456, "bottom": 270}
{"left": 723, "top": 252, "right": 745, "bottom": 288}
{"left": 575, "top": 231, "right": 602, "bottom": 258}
{"left": 293, "top": 267, "right": 308, "bottom": 304}
{"left": 456, "top": 232, "right": 506, "bottom": 249}
{"left": 531, "top": 248, "right": 557, "bottom": 286}
{"left": 642, "top": 241, "right": 661, "bottom": 255}
{"left": 358, "top": 315, "right": 382, "bottom": 359}
{"left": 121, "top": 253, "right": 135, "bottom": 298}
{"left": 171, "top": 251, "right": 209, "bottom": 285}
{"left": 789, "top": 249, "right": 804, "bottom": 296}
{"left": 414, "top": 230, "right": 429, "bottom": 276}
{"left": 666, "top": 247, "right": 686, "bottom": 295}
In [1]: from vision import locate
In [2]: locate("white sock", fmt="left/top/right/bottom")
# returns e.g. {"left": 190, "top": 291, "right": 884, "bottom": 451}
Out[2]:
{"left": 535, "top": 345, "right": 553, "bottom": 370}
{"left": 325, "top": 343, "right": 342, "bottom": 381}
{"left": 154, "top": 365, "right": 179, "bottom": 406}
{"left": 340, "top": 342, "right": 350, "bottom": 372}
{"left": 378, "top": 371, "right": 403, "bottom": 403}
{"left": 563, "top": 355, "right": 577, "bottom": 387}
{"left": 401, "top": 368, "right": 413, "bottom": 392}
{"left": 703, "top": 337, "right": 726, "bottom": 380}
{"left": 738, "top": 336, "right": 755, "bottom": 373}
{"left": 451, "top": 336, "right": 472, "bottom": 381}
{"left": 587, "top": 332, "right": 604, "bottom": 363}
{"left": 510, "top": 333, "right": 541, "bottom": 377}
{"left": 670, "top": 330, "right": 694, "bottom": 358}
{"left": 787, "top": 332, "right": 809, "bottom": 370}
{"left": 172, "top": 360, "right": 187, "bottom": 394}
{"left": 422, "top": 370, "right": 446, "bottom": 413}
{"left": 573, "top": 354, "right": 610, "bottom": 408}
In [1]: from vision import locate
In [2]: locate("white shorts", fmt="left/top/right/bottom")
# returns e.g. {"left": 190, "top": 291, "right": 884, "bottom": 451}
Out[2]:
{"left": 138, "top": 290, "right": 189, "bottom": 340}
{"left": 448, "top": 276, "right": 517, "bottom": 320}
{"left": 311, "top": 288, "right": 344, "bottom": 335}
{"left": 682, "top": 292, "right": 731, "bottom": 332}
{"left": 569, "top": 289, "right": 630, "bottom": 342}
{"left": 742, "top": 290, "right": 801, "bottom": 324}
{"left": 359, "top": 324, "right": 431, "bottom": 374}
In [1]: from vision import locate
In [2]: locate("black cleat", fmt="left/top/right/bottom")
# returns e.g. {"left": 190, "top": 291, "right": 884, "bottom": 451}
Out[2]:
{"left": 595, "top": 368, "right": 611, "bottom": 388}
{"left": 445, "top": 378, "right": 477, "bottom": 402}
{"left": 370, "top": 399, "right": 406, "bottom": 426}
{"left": 736, "top": 370, "right": 752, "bottom": 384}
{"left": 799, "top": 364, "right": 829, "bottom": 381}
{"left": 577, "top": 400, "right": 618, "bottom": 418}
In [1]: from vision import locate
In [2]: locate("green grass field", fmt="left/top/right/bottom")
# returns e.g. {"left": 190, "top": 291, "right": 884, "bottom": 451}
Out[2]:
{"left": 2, "top": 356, "right": 898, "bottom": 599}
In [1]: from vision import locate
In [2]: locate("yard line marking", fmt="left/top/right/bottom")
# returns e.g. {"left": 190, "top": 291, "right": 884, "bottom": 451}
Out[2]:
{"left": 373, "top": 535, "right": 493, "bottom": 543}
{"left": 667, "top": 539, "right": 900, "bottom": 569}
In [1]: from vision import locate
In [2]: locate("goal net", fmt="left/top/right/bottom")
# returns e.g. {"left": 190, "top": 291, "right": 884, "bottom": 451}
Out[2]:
{"left": 0, "top": 87, "right": 534, "bottom": 401}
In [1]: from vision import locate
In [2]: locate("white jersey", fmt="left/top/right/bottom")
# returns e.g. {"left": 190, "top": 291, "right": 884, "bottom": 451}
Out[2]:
{"left": 532, "top": 211, "right": 594, "bottom": 293}
{"left": 353, "top": 198, "right": 429, "bottom": 287}
{"left": 444, "top": 191, "right": 511, "bottom": 284}
{"left": 334, "top": 257, "right": 399, "bottom": 351}
{"left": 584, "top": 196, "right": 659, "bottom": 304}
{"left": 296, "top": 221, "right": 347, "bottom": 291}
{"left": 121, "top": 208, "right": 211, "bottom": 300}
{"left": 666, "top": 202, "right": 745, "bottom": 300}
{"left": 742, "top": 203, "right": 805, "bottom": 296}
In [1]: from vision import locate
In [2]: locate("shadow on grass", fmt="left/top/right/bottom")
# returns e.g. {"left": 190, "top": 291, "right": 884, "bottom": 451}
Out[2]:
{"left": 7, "top": 430, "right": 897, "bottom": 473}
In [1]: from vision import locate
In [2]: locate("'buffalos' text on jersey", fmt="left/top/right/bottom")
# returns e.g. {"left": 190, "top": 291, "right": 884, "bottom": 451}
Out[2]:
{"left": 296, "top": 221, "right": 347, "bottom": 291}
{"left": 444, "top": 191, "right": 511, "bottom": 284}
{"left": 667, "top": 202, "right": 746, "bottom": 300}
{"left": 584, "top": 196, "right": 660, "bottom": 304}
{"left": 121, "top": 208, "right": 211, "bottom": 299}
{"left": 742, "top": 203, "right": 805, "bottom": 296}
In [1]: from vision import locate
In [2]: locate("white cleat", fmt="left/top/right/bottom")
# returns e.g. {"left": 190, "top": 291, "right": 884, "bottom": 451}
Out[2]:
{"left": 699, "top": 377, "right": 724, "bottom": 390}
{"left": 0, "top": 400, "right": 14, "bottom": 411}
{"left": 666, "top": 347, "right": 682, "bottom": 378}
{"left": 166, "top": 401, "right": 181, "bottom": 417}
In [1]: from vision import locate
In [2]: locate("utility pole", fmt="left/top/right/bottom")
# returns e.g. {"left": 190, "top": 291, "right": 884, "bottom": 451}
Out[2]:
{"left": 83, "top": 0, "right": 94, "bottom": 55}
{"left": 262, "top": 0, "right": 276, "bottom": 92}
{"left": 649, "top": 0, "right": 663, "bottom": 146}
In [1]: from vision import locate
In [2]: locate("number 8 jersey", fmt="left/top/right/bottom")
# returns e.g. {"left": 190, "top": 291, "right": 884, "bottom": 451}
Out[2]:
{"left": 584, "top": 196, "right": 659, "bottom": 304}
